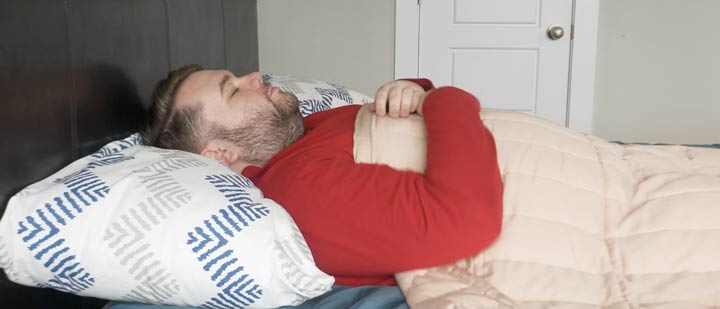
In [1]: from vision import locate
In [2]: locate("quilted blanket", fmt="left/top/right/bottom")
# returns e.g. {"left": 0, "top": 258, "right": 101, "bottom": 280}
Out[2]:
{"left": 353, "top": 105, "right": 720, "bottom": 308}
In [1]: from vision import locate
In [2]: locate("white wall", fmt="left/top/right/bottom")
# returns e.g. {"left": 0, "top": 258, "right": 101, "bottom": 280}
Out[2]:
{"left": 593, "top": 0, "right": 720, "bottom": 144}
{"left": 257, "top": 0, "right": 395, "bottom": 96}
{"left": 258, "top": 1, "right": 719, "bottom": 144}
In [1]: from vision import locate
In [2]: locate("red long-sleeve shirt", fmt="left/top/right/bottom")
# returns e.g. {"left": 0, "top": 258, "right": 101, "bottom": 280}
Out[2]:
{"left": 242, "top": 79, "right": 503, "bottom": 286}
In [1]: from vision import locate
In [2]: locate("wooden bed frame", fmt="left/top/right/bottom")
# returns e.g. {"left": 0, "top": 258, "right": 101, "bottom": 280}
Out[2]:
{"left": 0, "top": 1, "right": 258, "bottom": 307}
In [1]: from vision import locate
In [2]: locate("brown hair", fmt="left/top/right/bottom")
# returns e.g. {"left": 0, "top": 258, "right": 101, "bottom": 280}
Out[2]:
{"left": 140, "top": 64, "right": 206, "bottom": 152}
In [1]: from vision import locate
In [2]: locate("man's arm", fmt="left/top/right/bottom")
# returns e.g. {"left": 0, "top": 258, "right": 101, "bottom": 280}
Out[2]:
{"left": 265, "top": 81, "right": 503, "bottom": 276}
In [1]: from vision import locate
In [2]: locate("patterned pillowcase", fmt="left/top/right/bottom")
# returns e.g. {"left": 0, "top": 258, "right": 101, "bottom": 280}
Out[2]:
{"left": 0, "top": 134, "right": 334, "bottom": 308}
{"left": 263, "top": 74, "right": 373, "bottom": 117}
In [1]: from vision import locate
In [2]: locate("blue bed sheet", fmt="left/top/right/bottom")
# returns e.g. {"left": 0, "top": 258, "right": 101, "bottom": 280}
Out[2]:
{"left": 105, "top": 285, "right": 408, "bottom": 309}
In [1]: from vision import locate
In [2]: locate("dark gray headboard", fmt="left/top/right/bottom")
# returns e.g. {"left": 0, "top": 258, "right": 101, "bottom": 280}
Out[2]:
{"left": 0, "top": 0, "right": 258, "bottom": 307}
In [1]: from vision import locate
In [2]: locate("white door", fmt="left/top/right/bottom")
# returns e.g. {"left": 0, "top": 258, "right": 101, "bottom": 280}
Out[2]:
{"left": 418, "top": 0, "right": 573, "bottom": 125}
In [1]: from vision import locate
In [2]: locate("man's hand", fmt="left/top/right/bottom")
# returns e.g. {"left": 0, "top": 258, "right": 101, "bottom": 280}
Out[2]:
{"left": 370, "top": 80, "right": 426, "bottom": 118}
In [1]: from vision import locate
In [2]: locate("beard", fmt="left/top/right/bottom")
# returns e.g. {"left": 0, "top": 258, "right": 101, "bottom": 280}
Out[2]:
{"left": 209, "top": 91, "right": 304, "bottom": 167}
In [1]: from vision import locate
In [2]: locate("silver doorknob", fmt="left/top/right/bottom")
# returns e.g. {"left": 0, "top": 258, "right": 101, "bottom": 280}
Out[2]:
{"left": 546, "top": 25, "right": 565, "bottom": 40}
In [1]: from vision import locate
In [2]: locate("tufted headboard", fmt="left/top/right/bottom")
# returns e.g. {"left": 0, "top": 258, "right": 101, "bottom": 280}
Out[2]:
{"left": 0, "top": 0, "right": 258, "bottom": 307}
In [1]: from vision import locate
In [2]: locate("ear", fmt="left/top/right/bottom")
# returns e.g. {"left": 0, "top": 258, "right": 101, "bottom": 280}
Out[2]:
{"left": 200, "top": 139, "right": 240, "bottom": 165}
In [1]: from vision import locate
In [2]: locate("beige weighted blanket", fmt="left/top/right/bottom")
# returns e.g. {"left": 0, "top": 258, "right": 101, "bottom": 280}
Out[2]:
{"left": 353, "top": 105, "right": 720, "bottom": 308}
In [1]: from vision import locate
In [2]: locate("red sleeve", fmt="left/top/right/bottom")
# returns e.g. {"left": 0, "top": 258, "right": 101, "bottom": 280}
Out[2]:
{"left": 264, "top": 86, "right": 503, "bottom": 278}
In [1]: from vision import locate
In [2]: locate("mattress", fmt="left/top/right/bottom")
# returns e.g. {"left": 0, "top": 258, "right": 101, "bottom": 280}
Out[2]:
{"left": 104, "top": 285, "right": 408, "bottom": 309}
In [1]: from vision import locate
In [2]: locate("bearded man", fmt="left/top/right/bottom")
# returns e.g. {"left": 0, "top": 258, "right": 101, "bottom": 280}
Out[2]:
{"left": 140, "top": 64, "right": 503, "bottom": 286}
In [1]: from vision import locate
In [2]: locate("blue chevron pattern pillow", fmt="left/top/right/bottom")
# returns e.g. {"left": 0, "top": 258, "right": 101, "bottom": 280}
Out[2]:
{"left": 0, "top": 134, "right": 334, "bottom": 308}
{"left": 263, "top": 74, "right": 372, "bottom": 117}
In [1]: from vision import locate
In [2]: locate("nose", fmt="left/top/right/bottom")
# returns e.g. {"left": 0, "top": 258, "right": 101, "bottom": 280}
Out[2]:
{"left": 237, "top": 72, "right": 264, "bottom": 92}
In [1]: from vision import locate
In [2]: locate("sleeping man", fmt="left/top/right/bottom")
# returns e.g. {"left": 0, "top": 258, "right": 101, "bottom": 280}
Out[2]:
{"left": 140, "top": 64, "right": 503, "bottom": 286}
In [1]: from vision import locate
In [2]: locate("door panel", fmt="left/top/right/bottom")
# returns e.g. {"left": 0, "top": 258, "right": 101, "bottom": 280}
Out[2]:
{"left": 453, "top": 49, "right": 538, "bottom": 111}
{"left": 454, "top": 0, "right": 538, "bottom": 24}
{"left": 419, "top": 0, "right": 572, "bottom": 125}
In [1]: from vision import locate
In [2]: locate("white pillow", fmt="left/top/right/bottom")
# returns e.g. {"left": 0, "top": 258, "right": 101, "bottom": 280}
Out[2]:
{"left": 263, "top": 74, "right": 371, "bottom": 117}
{"left": 0, "top": 134, "right": 333, "bottom": 308}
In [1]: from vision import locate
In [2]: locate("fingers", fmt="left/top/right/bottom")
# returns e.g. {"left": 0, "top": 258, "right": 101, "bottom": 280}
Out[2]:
{"left": 411, "top": 90, "right": 421, "bottom": 114}
{"left": 372, "top": 80, "right": 426, "bottom": 118}
{"left": 373, "top": 85, "right": 389, "bottom": 116}
{"left": 399, "top": 88, "right": 414, "bottom": 117}
{"left": 387, "top": 86, "right": 403, "bottom": 117}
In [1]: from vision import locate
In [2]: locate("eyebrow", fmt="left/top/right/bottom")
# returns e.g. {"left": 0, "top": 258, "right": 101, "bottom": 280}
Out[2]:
{"left": 219, "top": 74, "right": 231, "bottom": 97}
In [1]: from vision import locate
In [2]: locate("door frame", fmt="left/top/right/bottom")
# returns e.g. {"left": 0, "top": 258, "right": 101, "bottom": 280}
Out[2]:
{"left": 395, "top": 0, "right": 599, "bottom": 133}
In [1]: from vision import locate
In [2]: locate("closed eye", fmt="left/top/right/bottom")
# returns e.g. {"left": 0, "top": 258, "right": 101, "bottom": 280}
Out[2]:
{"left": 231, "top": 87, "right": 238, "bottom": 97}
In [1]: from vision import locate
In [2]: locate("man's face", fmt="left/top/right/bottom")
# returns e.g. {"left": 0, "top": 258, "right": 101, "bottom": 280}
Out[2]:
{"left": 175, "top": 70, "right": 304, "bottom": 165}
{"left": 176, "top": 70, "right": 296, "bottom": 128}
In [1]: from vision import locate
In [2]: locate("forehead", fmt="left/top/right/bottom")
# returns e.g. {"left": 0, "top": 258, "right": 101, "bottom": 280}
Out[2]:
{"left": 175, "top": 69, "right": 227, "bottom": 109}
